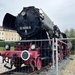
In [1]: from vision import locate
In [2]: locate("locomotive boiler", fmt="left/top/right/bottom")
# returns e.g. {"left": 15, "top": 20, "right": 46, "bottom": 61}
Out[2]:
{"left": 0, "top": 6, "right": 70, "bottom": 71}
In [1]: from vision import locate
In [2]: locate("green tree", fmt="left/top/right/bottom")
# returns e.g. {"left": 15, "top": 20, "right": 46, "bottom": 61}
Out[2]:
{"left": 69, "top": 28, "right": 75, "bottom": 38}
{"left": 64, "top": 29, "right": 69, "bottom": 37}
{"left": 64, "top": 28, "right": 75, "bottom": 54}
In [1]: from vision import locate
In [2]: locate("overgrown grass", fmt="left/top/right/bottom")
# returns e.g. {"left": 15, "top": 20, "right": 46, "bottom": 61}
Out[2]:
{"left": 0, "top": 47, "right": 14, "bottom": 52}
{"left": 71, "top": 50, "right": 75, "bottom": 55}
{"left": 61, "top": 67, "right": 65, "bottom": 70}
{"left": 0, "top": 47, "right": 3, "bottom": 52}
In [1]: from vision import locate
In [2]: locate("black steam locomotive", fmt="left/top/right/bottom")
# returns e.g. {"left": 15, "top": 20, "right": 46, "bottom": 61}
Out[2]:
{"left": 0, "top": 6, "right": 70, "bottom": 71}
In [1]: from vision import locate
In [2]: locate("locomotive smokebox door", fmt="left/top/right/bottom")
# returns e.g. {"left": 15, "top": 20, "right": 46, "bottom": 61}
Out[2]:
{"left": 21, "top": 50, "right": 30, "bottom": 61}
{"left": 3, "top": 13, "right": 16, "bottom": 30}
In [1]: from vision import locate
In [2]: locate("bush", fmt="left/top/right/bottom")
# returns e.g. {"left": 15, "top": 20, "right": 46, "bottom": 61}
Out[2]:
{"left": 0, "top": 41, "right": 16, "bottom": 47}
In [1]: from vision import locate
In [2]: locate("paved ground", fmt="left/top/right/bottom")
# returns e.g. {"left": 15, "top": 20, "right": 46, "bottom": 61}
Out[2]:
{"left": 45, "top": 56, "right": 71, "bottom": 75}
{"left": 59, "top": 55, "right": 75, "bottom": 75}
{"left": 0, "top": 56, "right": 15, "bottom": 73}
{"left": 0, "top": 56, "right": 2, "bottom": 64}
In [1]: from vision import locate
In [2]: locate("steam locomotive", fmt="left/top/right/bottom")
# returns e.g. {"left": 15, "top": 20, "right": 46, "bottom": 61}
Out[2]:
{"left": 0, "top": 6, "right": 70, "bottom": 71}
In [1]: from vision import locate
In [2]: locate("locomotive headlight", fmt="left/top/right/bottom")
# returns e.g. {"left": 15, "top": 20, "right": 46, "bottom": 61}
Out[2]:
{"left": 31, "top": 44, "right": 36, "bottom": 50}
{"left": 21, "top": 11, "right": 26, "bottom": 16}
{"left": 21, "top": 50, "right": 30, "bottom": 61}
{"left": 5, "top": 44, "right": 10, "bottom": 50}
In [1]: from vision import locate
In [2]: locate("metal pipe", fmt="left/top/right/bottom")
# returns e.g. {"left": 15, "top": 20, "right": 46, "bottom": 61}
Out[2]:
{"left": 59, "top": 38, "right": 75, "bottom": 40}
{"left": 56, "top": 38, "right": 58, "bottom": 75}
{"left": 0, "top": 39, "right": 50, "bottom": 42}
{"left": 52, "top": 38, "right": 55, "bottom": 67}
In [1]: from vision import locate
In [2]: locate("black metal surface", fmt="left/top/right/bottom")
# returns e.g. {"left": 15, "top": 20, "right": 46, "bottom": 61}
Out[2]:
{"left": 15, "top": 7, "right": 41, "bottom": 38}
{"left": 3, "top": 13, "right": 16, "bottom": 30}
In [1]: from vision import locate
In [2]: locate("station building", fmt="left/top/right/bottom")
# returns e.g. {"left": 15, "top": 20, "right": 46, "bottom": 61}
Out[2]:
{"left": 0, "top": 26, "right": 21, "bottom": 41}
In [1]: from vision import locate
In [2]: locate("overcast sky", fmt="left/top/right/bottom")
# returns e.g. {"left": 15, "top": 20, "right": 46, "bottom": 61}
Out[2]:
{"left": 0, "top": 0, "right": 75, "bottom": 32}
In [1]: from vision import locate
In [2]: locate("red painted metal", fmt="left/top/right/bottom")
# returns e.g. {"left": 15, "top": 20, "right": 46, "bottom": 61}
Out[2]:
{"left": 0, "top": 51, "right": 22, "bottom": 58}
{"left": 0, "top": 42, "right": 42, "bottom": 71}
{"left": 36, "top": 57, "right": 42, "bottom": 70}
